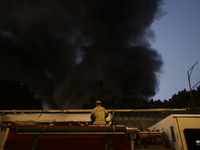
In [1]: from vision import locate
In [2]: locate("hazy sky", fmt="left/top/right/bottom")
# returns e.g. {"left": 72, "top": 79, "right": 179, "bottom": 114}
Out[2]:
{"left": 152, "top": 0, "right": 200, "bottom": 101}
{"left": 1, "top": 0, "right": 199, "bottom": 108}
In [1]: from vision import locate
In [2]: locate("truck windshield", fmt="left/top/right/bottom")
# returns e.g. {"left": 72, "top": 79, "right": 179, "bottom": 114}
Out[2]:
{"left": 184, "top": 129, "right": 200, "bottom": 150}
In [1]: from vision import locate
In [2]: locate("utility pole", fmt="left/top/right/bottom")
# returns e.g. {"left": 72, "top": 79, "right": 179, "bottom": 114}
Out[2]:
{"left": 187, "top": 61, "right": 200, "bottom": 113}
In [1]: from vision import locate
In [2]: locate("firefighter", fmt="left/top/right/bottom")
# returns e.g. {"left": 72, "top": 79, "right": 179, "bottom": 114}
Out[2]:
{"left": 91, "top": 100, "right": 108, "bottom": 125}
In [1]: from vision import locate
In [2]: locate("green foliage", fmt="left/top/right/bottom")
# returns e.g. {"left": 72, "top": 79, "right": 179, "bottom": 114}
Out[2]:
{"left": 82, "top": 93, "right": 149, "bottom": 109}
{"left": 168, "top": 89, "right": 191, "bottom": 108}
{"left": 192, "top": 86, "right": 200, "bottom": 106}
{"left": 0, "top": 79, "right": 42, "bottom": 110}
{"left": 82, "top": 86, "right": 200, "bottom": 109}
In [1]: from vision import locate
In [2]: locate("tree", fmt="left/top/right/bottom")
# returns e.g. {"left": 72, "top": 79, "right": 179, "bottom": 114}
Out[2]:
{"left": 0, "top": 79, "right": 42, "bottom": 110}
{"left": 82, "top": 93, "right": 148, "bottom": 109}
{"left": 192, "top": 86, "right": 200, "bottom": 106}
{"left": 168, "top": 89, "right": 191, "bottom": 108}
{"left": 82, "top": 86, "right": 200, "bottom": 110}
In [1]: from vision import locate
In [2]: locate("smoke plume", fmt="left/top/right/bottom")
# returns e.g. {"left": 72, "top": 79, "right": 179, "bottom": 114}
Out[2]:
{"left": 0, "top": 0, "right": 164, "bottom": 108}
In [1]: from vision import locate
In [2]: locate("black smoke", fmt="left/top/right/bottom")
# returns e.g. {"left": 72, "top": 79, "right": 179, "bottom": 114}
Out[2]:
{"left": 0, "top": 0, "right": 164, "bottom": 109}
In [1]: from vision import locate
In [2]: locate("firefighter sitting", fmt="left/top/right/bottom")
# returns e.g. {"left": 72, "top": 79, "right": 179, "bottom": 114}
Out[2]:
{"left": 91, "top": 101, "right": 108, "bottom": 125}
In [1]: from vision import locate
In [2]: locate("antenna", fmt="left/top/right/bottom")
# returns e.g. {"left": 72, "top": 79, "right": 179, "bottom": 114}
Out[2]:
{"left": 187, "top": 61, "right": 200, "bottom": 112}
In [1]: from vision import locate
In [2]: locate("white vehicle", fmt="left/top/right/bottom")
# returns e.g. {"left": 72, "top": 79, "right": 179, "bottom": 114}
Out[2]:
{"left": 149, "top": 114, "right": 200, "bottom": 150}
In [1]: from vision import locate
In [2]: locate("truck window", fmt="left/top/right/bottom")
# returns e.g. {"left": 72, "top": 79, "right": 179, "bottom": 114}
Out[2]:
{"left": 184, "top": 129, "right": 200, "bottom": 150}
{"left": 170, "top": 126, "right": 176, "bottom": 142}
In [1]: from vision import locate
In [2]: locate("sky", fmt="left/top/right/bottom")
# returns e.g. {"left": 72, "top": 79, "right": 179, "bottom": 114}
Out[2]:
{"left": 151, "top": 0, "right": 200, "bottom": 101}
{"left": 1, "top": 0, "right": 200, "bottom": 108}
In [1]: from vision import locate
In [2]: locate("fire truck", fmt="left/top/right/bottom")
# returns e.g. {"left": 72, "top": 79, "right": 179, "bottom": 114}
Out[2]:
{"left": 0, "top": 109, "right": 199, "bottom": 150}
